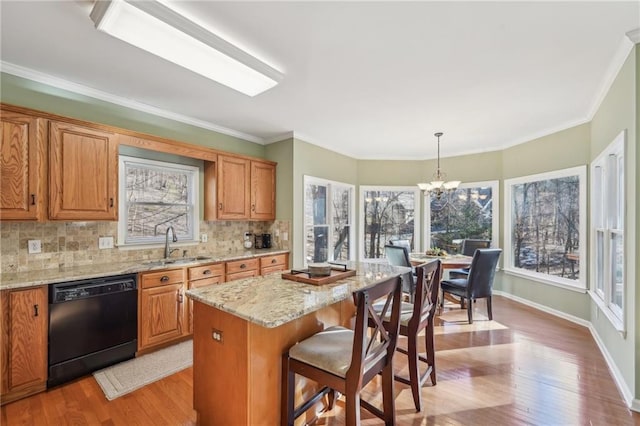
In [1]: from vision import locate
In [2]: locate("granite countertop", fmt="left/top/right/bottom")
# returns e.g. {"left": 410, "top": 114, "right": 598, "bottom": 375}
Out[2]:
{"left": 0, "top": 248, "right": 289, "bottom": 290}
{"left": 186, "top": 261, "right": 411, "bottom": 329}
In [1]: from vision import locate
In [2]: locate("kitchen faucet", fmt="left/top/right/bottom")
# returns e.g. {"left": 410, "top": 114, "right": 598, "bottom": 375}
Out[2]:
{"left": 164, "top": 226, "right": 178, "bottom": 259}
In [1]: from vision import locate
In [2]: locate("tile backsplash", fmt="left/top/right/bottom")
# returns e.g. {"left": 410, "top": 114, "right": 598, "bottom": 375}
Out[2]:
{"left": 0, "top": 220, "right": 290, "bottom": 274}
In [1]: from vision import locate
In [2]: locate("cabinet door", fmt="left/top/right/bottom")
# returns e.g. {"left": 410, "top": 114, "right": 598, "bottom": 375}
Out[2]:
{"left": 139, "top": 283, "right": 185, "bottom": 351}
{"left": 1, "top": 286, "right": 47, "bottom": 404}
{"left": 49, "top": 121, "right": 118, "bottom": 220}
{"left": 250, "top": 161, "right": 276, "bottom": 220}
{"left": 187, "top": 276, "right": 223, "bottom": 334}
{"left": 217, "top": 155, "right": 250, "bottom": 219}
{"left": 0, "top": 111, "right": 45, "bottom": 221}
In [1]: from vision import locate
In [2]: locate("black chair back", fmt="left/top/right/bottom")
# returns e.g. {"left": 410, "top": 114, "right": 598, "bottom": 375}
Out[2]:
{"left": 466, "top": 249, "right": 502, "bottom": 299}
{"left": 461, "top": 239, "right": 491, "bottom": 256}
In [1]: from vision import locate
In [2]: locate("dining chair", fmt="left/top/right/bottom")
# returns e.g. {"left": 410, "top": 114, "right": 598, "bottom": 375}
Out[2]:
{"left": 281, "top": 275, "right": 403, "bottom": 426}
{"left": 449, "top": 239, "right": 491, "bottom": 279}
{"left": 384, "top": 244, "right": 416, "bottom": 301}
{"left": 373, "top": 259, "right": 441, "bottom": 412}
{"left": 440, "top": 248, "right": 502, "bottom": 324}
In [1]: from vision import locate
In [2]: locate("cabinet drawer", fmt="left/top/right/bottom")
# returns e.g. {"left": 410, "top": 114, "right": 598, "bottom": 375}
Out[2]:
{"left": 259, "top": 254, "right": 287, "bottom": 269}
{"left": 226, "top": 270, "right": 259, "bottom": 282}
{"left": 189, "top": 276, "right": 223, "bottom": 288}
{"left": 226, "top": 258, "right": 258, "bottom": 275}
{"left": 261, "top": 264, "right": 286, "bottom": 276}
{"left": 141, "top": 269, "right": 185, "bottom": 289}
{"left": 188, "top": 263, "right": 224, "bottom": 281}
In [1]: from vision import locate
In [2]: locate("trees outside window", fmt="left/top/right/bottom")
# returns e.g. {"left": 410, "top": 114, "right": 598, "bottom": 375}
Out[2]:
{"left": 590, "top": 130, "right": 625, "bottom": 331}
{"left": 303, "top": 176, "right": 354, "bottom": 265}
{"left": 504, "top": 166, "right": 586, "bottom": 289}
{"left": 118, "top": 156, "right": 199, "bottom": 246}
{"left": 426, "top": 181, "right": 498, "bottom": 252}
{"left": 360, "top": 186, "right": 420, "bottom": 259}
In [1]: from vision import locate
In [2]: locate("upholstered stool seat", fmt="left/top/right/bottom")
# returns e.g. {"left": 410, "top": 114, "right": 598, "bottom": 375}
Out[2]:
{"left": 282, "top": 275, "right": 403, "bottom": 426}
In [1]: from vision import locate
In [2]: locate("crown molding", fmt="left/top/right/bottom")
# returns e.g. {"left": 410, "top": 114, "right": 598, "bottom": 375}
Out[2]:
{"left": 626, "top": 28, "right": 640, "bottom": 44}
{"left": 0, "top": 61, "right": 264, "bottom": 144}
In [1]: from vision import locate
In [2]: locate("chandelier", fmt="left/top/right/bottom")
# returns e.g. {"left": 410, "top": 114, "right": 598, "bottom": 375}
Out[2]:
{"left": 417, "top": 132, "right": 461, "bottom": 199}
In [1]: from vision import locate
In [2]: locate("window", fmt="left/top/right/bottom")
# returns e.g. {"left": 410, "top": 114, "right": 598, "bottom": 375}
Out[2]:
{"left": 590, "top": 131, "right": 625, "bottom": 331}
{"left": 118, "top": 156, "right": 199, "bottom": 246}
{"left": 504, "top": 166, "right": 586, "bottom": 290}
{"left": 303, "top": 176, "right": 354, "bottom": 265}
{"left": 359, "top": 186, "right": 420, "bottom": 260}
{"left": 425, "top": 181, "right": 499, "bottom": 253}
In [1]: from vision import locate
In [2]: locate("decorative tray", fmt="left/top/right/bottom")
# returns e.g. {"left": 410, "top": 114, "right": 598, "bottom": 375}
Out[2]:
{"left": 282, "top": 263, "right": 356, "bottom": 286}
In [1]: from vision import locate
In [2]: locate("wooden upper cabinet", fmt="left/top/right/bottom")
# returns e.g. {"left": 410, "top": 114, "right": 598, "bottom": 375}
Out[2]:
{"left": 216, "top": 155, "right": 251, "bottom": 220}
{"left": 0, "top": 111, "right": 46, "bottom": 221}
{"left": 250, "top": 160, "right": 276, "bottom": 220}
{"left": 48, "top": 121, "right": 118, "bottom": 220}
{"left": 0, "top": 286, "right": 48, "bottom": 405}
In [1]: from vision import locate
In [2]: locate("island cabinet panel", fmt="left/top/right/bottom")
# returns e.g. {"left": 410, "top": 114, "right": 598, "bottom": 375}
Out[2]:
{"left": 0, "top": 111, "right": 46, "bottom": 221}
{"left": 49, "top": 121, "right": 118, "bottom": 220}
{"left": 216, "top": 155, "right": 251, "bottom": 220}
{"left": 0, "top": 286, "right": 48, "bottom": 405}
{"left": 250, "top": 160, "right": 276, "bottom": 220}
{"left": 139, "top": 269, "right": 187, "bottom": 352}
{"left": 192, "top": 299, "right": 352, "bottom": 426}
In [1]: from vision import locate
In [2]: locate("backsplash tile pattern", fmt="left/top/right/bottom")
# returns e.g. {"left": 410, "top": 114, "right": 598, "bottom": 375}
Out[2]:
{"left": 1, "top": 220, "right": 290, "bottom": 274}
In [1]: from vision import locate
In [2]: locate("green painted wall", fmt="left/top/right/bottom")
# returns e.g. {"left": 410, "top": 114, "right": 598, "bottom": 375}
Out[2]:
{"left": 1, "top": 73, "right": 265, "bottom": 158}
{"left": 265, "top": 138, "right": 294, "bottom": 221}
{"left": 291, "top": 138, "right": 358, "bottom": 267}
{"left": 590, "top": 46, "right": 637, "bottom": 402}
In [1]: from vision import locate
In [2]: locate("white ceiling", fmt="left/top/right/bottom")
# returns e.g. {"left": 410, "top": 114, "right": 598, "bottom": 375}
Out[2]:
{"left": 1, "top": 1, "right": 638, "bottom": 160}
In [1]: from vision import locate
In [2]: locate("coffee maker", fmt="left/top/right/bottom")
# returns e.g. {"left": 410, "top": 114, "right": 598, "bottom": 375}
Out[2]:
{"left": 262, "top": 233, "right": 272, "bottom": 248}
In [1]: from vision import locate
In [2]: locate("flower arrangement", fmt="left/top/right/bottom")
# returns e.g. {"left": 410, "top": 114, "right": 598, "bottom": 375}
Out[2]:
{"left": 425, "top": 247, "right": 448, "bottom": 257}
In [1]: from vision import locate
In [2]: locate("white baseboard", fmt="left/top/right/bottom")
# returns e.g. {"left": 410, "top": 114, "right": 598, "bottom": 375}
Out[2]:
{"left": 493, "top": 290, "right": 636, "bottom": 411}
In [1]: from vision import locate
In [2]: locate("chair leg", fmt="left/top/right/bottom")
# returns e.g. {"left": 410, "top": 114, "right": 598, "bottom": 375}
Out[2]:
{"left": 487, "top": 296, "right": 493, "bottom": 320}
{"left": 467, "top": 298, "right": 473, "bottom": 324}
{"left": 327, "top": 389, "right": 336, "bottom": 410}
{"left": 281, "top": 354, "right": 295, "bottom": 426}
{"left": 381, "top": 361, "right": 396, "bottom": 425}
{"left": 425, "top": 321, "right": 436, "bottom": 385}
{"left": 407, "top": 334, "right": 422, "bottom": 412}
{"left": 344, "top": 383, "right": 361, "bottom": 426}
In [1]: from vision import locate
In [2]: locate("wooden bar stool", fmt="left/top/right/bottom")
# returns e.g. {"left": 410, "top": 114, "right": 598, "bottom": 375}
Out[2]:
{"left": 281, "top": 275, "right": 403, "bottom": 426}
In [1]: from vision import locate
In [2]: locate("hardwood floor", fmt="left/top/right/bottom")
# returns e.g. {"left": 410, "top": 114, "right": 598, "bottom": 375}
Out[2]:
{"left": 2, "top": 296, "right": 637, "bottom": 425}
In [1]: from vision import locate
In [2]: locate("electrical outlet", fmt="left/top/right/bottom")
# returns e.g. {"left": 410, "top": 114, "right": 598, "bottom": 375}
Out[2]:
{"left": 28, "top": 240, "right": 42, "bottom": 254}
{"left": 200, "top": 233, "right": 208, "bottom": 243}
{"left": 282, "top": 232, "right": 288, "bottom": 241}
{"left": 99, "top": 236, "right": 114, "bottom": 249}
{"left": 211, "top": 328, "right": 223, "bottom": 343}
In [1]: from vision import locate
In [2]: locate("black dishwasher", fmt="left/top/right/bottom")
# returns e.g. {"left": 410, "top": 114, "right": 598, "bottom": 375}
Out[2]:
{"left": 48, "top": 273, "right": 138, "bottom": 388}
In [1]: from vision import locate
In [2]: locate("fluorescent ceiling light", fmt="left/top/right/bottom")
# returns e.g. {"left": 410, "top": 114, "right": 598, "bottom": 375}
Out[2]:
{"left": 90, "top": 0, "right": 283, "bottom": 96}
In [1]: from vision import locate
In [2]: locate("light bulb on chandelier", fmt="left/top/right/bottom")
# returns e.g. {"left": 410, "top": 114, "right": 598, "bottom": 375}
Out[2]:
{"left": 417, "top": 132, "right": 461, "bottom": 199}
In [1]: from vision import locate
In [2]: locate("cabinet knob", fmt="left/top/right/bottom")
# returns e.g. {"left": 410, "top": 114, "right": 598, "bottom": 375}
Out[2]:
{"left": 271, "top": 258, "right": 277, "bottom": 264}
{"left": 251, "top": 204, "right": 255, "bottom": 211}
{"left": 240, "top": 263, "right": 246, "bottom": 269}
{"left": 178, "top": 291, "right": 184, "bottom": 303}
{"left": 160, "top": 275, "right": 170, "bottom": 282}
{"left": 31, "top": 194, "right": 36, "bottom": 205}
{"left": 110, "top": 198, "right": 114, "bottom": 208}
{"left": 203, "top": 269, "right": 212, "bottom": 275}
{"left": 33, "top": 304, "right": 39, "bottom": 317}
{"left": 219, "top": 203, "right": 223, "bottom": 210}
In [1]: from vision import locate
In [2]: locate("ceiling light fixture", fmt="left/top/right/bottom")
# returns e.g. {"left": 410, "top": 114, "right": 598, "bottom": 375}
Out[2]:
{"left": 90, "top": 0, "right": 283, "bottom": 96}
{"left": 417, "top": 132, "right": 461, "bottom": 199}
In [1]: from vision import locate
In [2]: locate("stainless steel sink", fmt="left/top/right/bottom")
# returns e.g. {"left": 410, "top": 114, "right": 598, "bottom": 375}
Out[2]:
{"left": 143, "top": 256, "right": 212, "bottom": 267}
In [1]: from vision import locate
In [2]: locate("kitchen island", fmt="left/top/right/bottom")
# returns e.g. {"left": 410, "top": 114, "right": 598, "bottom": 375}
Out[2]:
{"left": 186, "top": 261, "right": 409, "bottom": 426}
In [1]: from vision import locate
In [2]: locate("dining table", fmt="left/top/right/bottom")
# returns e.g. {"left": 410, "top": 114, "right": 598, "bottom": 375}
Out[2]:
{"left": 409, "top": 253, "right": 474, "bottom": 305}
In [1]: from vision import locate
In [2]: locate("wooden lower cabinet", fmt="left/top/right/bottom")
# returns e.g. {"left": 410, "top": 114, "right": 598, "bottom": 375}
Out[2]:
{"left": 226, "top": 258, "right": 259, "bottom": 282}
{"left": 0, "top": 286, "right": 48, "bottom": 405}
{"left": 188, "top": 263, "right": 224, "bottom": 334}
{"left": 259, "top": 253, "right": 289, "bottom": 275}
{"left": 138, "top": 269, "right": 187, "bottom": 353}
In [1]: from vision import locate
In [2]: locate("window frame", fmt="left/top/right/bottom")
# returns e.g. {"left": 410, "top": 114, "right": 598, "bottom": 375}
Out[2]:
{"left": 589, "top": 130, "right": 626, "bottom": 332}
{"left": 423, "top": 180, "right": 499, "bottom": 252}
{"left": 118, "top": 155, "right": 200, "bottom": 247}
{"left": 503, "top": 166, "right": 587, "bottom": 291}
{"left": 358, "top": 185, "right": 421, "bottom": 261}
{"left": 302, "top": 175, "right": 355, "bottom": 266}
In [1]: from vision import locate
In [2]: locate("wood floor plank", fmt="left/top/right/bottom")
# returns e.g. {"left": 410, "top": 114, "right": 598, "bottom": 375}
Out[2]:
{"left": 1, "top": 296, "right": 637, "bottom": 425}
